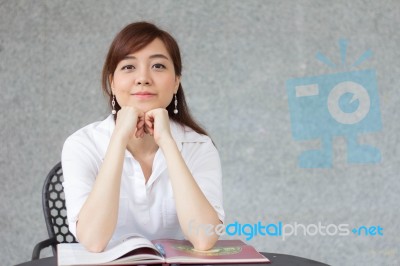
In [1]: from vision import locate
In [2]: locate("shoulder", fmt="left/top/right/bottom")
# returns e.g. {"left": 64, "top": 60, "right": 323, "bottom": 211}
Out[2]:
{"left": 170, "top": 121, "right": 211, "bottom": 144}
{"left": 170, "top": 121, "right": 219, "bottom": 163}
{"left": 63, "top": 115, "right": 114, "bottom": 155}
{"left": 66, "top": 115, "right": 113, "bottom": 139}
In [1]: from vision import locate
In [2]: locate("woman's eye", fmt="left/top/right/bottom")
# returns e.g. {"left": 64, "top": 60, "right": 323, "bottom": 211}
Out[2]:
{"left": 152, "top": 63, "right": 166, "bottom": 70}
{"left": 121, "top": 65, "right": 135, "bottom": 70}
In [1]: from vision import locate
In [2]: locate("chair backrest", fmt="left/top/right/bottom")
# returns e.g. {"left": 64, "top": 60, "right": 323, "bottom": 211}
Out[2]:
{"left": 42, "top": 162, "right": 77, "bottom": 254}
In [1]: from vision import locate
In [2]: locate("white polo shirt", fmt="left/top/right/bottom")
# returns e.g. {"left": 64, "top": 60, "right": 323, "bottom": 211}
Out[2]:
{"left": 62, "top": 115, "right": 224, "bottom": 242}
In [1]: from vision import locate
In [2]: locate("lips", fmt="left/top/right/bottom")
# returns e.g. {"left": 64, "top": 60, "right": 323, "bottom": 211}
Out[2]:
{"left": 132, "top": 91, "right": 156, "bottom": 96}
{"left": 131, "top": 91, "right": 156, "bottom": 99}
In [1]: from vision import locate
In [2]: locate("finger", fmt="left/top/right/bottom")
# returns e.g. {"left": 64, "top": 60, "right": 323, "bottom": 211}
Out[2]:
{"left": 144, "top": 114, "right": 154, "bottom": 129}
{"left": 136, "top": 112, "right": 145, "bottom": 135}
{"left": 136, "top": 119, "right": 145, "bottom": 133}
{"left": 137, "top": 117, "right": 145, "bottom": 126}
{"left": 145, "top": 119, "right": 153, "bottom": 129}
{"left": 135, "top": 127, "right": 143, "bottom": 138}
{"left": 145, "top": 123, "right": 154, "bottom": 136}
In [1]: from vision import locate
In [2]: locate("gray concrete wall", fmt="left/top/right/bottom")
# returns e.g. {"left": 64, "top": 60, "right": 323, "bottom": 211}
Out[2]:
{"left": 1, "top": 0, "right": 399, "bottom": 265}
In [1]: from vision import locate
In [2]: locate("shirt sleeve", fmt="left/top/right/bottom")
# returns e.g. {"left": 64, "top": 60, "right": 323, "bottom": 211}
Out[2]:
{"left": 61, "top": 133, "right": 100, "bottom": 238}
{"left": 185, "top": 138, "right": 225, "bottom": 223}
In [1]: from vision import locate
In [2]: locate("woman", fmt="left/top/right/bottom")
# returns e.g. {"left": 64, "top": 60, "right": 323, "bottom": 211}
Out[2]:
{"left": 62, "top": 22, "right": 224, "bottom": 252}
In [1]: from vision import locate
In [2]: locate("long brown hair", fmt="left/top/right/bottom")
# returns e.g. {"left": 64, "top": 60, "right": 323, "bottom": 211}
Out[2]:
{"left": 101, "top": 22, "right": 208, "bottom": 136}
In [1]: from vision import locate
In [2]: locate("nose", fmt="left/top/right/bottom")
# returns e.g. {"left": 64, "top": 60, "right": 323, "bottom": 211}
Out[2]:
{"left": 136, "top": 68, "right": 151, "bottom": 86}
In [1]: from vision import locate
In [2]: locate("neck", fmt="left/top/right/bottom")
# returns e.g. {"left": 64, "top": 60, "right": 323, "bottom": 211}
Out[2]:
{"left": 127, "top": 133, "right": 159, "bottom": 157}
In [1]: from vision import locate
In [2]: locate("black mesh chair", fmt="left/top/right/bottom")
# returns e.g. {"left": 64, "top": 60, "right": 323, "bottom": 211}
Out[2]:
{"left": 32, "top": 162, "right": 77, "bottom": 260}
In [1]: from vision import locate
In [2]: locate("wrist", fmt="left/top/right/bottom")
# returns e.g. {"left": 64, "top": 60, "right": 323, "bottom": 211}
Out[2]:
{"left": 157, "top": 134, "right": 176, "bottom": 150}
{"left": 111, "top": 129, "right": 130, "bottom": 147}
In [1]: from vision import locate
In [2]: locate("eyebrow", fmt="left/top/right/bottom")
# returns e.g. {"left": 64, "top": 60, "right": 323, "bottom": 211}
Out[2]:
{"left": 122, "top": 54, "right": 170, "bottom": 61}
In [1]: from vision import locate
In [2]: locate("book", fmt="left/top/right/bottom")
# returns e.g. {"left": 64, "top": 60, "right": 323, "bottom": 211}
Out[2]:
{"left": 57, "top": 234, "right": 270, "bottom": 265}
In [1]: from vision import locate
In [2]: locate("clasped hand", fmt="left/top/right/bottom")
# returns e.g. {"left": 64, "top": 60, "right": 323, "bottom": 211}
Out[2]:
{"left": 114, "top": 107, "right": 172, "bottom": 145}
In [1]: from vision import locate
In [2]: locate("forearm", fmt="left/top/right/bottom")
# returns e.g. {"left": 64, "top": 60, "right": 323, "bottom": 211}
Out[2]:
{"left": 76, "top": 133, "right": 127, "bottom": 252}
{"left": 160, "top": 137, "right": 221, "bottom": 250}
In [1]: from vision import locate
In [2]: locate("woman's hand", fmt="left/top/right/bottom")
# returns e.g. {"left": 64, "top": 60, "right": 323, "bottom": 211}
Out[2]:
{"left": 113, "top": 107, "right": 174, "bottom": 147}
{"left": 144, "top": 108, "right": 173, "bottom": 146}
{"left": 114, "top": 107, "right": 145, "bottom": 144}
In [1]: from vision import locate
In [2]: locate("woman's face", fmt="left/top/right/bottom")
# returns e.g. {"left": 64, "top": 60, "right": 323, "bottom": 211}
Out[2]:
{"left": 111, "top": 38, "right": 180, "bottom": 113}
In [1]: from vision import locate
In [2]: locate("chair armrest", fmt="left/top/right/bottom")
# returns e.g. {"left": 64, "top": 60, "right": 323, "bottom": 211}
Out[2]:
{"left": 31, "top": 237, "right": 57, "bottom": 260}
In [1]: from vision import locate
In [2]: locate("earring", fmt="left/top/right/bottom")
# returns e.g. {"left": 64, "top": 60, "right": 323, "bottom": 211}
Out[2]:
{"left": 173, "top": 94, "right": 178, "bottom": 114}
{"left": 111, "top": 94, "right": 116, "bottom": 115}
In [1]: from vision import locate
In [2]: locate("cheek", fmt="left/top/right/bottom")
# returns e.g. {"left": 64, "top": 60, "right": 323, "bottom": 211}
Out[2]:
{"left": 164, "top": 76, "right": 179, "bottom": 91}
{"left": 113, "top": 74, "right": 132, "bottom": 90}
